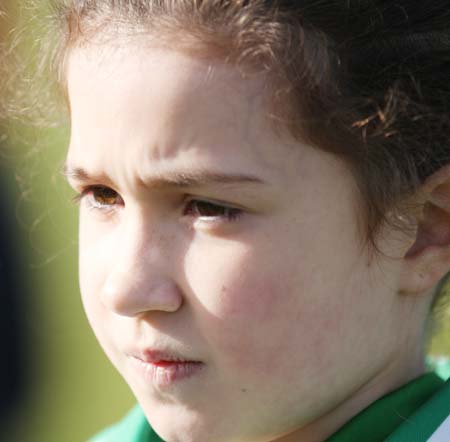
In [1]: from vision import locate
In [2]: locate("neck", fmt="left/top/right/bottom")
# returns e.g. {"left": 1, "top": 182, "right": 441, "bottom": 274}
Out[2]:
{"left": 270, "top": 348, "right": 427, "bottom": 442}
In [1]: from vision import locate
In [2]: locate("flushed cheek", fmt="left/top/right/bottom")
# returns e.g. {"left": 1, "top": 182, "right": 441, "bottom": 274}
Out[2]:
{"left": 191, "top": 261, "right": 347, "bottom": 385}
{"left": 193, "top": 265, "right": 308, "bottom": 376}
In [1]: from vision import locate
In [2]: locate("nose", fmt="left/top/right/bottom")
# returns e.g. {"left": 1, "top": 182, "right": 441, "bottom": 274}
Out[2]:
{"left": 99, "top": 215, "right": 183, "bottom": 317}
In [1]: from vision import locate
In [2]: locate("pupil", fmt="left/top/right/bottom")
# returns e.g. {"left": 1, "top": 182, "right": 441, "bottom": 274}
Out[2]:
{"left": 198, "top": 201, "right": 223, "bottom": 216}
{"left": 95, "top": 187, "right": 116, "bottom": 204}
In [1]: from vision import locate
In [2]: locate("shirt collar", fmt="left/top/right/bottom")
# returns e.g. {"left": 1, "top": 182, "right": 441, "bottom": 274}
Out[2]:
{"left": 327, "top": 372, "right": 445, "bottom": 442}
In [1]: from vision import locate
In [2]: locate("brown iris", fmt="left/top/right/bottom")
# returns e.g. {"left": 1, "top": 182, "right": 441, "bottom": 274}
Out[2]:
{"left": 91, "top": 186, "right": 120, "bottom": 206}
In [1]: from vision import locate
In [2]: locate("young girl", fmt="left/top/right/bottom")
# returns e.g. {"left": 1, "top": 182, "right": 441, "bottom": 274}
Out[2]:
{"left": 48, "top": 0, "right": 450, "bottom": 441}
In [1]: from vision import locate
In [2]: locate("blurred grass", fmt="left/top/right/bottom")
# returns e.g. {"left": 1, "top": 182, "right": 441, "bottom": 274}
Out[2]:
{"left": 429, "top": 286, "right": 450, "bottom": 356}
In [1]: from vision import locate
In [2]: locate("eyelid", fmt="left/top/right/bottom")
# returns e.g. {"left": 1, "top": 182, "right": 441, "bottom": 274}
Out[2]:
{"left": 183, "top": 198, "right": 243, "bottom": 223}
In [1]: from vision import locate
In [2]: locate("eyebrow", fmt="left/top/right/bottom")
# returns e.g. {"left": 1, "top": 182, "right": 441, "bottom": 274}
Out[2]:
{"left": 62, "top": 163, "right": 266, "bottom": 189}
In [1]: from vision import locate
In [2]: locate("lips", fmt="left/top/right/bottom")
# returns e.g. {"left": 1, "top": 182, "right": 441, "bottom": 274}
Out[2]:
{"left": 138, "top": 349, "right": 198, "bottom": 364}
{"left": 128, "top": 348, "right": 204, "bottom": 386}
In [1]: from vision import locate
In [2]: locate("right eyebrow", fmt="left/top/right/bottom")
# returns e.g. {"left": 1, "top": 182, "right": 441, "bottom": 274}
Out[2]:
{"left": 62, "top": 165, "right": 105, "bottom": 183}
{"left": 62, "top": 163, "right": 267, "bottom": 190}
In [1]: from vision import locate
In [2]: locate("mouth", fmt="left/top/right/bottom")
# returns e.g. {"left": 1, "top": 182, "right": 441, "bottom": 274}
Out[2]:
{"left": 128, "top": 349, "right": 204, "bottom": 387}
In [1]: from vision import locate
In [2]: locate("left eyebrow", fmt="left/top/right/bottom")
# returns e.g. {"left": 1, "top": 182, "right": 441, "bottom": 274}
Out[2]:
{"left": 62, "top": 163, "right": 267, "bottom": 190}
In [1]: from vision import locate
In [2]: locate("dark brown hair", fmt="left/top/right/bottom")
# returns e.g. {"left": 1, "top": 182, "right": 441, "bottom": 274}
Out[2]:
{"left": 51, "top": 0, "right": 450, "bottom": 248}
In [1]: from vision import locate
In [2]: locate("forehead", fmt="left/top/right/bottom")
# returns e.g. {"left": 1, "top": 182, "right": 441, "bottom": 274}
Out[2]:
{"left": 66, "top": 42, "right": 267, "bottom": 134}
{"left": 65, "top": 41, "right": 305, "bottom": 182}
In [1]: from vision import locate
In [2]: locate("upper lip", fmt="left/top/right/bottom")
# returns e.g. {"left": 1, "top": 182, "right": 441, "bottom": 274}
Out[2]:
{"left": 130, "top": 349, "right": 200, "bottom": 364}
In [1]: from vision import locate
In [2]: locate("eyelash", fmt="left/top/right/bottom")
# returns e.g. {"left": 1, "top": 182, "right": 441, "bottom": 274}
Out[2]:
{"left": 72, "top": 185, "right": 243, "bottom": 223}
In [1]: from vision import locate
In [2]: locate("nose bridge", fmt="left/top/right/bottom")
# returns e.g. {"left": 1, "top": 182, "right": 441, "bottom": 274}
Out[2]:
{"left": 101, "top": 209, "right": 182, "bottom": 316}
{"left": 122, "top": 211, "right": 162, "bottom": 270}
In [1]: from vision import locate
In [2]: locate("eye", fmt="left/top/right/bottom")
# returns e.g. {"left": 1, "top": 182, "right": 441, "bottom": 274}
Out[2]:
{"left": 74, "top": 185, "right": 124, "bottom": 211}
{"left": 183, "top": 199, "right": 242, "bottom": 222}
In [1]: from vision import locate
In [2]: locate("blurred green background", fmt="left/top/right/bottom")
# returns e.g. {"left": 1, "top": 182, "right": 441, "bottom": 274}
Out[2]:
{"left": 1, "top": 2, "right": 450, "bottom": 442}
{"left": 1, "top": 3, "right": 136, "bottom": 441}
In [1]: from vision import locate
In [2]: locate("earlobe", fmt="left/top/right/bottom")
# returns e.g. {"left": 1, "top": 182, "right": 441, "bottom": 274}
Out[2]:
{"left": 400, "top": 240, "right": 450, "bottom": 295}
{"left": 399, "top": 166, "right": 450, "bottom": 295}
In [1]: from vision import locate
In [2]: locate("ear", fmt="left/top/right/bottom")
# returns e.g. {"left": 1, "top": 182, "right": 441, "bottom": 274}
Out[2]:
{"left": 400, "top": 165, "right": 450, "bottom": 295}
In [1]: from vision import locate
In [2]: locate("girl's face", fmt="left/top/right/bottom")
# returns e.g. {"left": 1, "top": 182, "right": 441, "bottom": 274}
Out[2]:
{"left": 66, "top": 43, "right": 416, "bottom": 442}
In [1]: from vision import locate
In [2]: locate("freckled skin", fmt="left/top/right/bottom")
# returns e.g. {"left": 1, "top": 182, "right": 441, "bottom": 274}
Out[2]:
{"left": 67, "top": 42, "right": 429, "bottom": 442}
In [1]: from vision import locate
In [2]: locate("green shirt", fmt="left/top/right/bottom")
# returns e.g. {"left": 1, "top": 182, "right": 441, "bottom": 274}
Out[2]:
{"left": 90, "top": 372, "right": 450, "bottom": 442}
{"left": 328, "top": 372, "right": 447, "bottom": 442}
{"left": 90, "top": 406, "right": 163, "bottom": 442}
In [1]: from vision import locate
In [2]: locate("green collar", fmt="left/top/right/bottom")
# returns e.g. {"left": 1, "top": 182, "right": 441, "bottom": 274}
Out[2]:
{"left": 89, "top": 405, "right": 161, "bottom": 442}
{"left": 327, "top": 372, "right": 445, "bottom": 442}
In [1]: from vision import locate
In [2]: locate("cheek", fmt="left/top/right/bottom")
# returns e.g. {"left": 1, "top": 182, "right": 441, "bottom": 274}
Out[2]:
{"left": 78, "top": 238, "right": 127, "bottom": 370}
{"left": 186, "top": 241, "right": 286, "bottom": 319}
{"left": 78, "top": 221, "right": 114, "bottom": 346}
{"left": 78, "top": 253, "right": 106, "bottom": 342}
{"left": 185, "top": 241, "right": 344, "bottom": 378}
{"left": 187, "top": 242, "right": 316, "bottom": 373}
{"left": 78, "top": 213, "right": 117, "bottom": 302}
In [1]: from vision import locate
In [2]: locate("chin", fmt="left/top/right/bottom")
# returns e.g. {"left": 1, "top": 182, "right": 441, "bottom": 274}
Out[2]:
{"left": 148, "top": 412, "right": 221, "bottom": 442}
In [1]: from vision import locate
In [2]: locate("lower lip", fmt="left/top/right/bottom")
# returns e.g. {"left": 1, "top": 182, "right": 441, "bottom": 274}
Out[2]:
{"left": 130, "top": 356, "right": 204, "bottom": 387}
